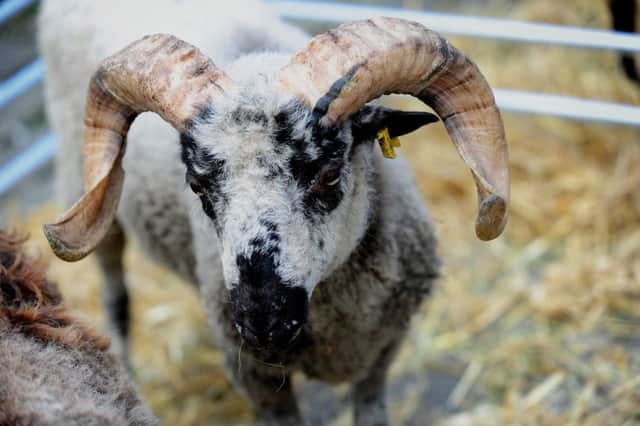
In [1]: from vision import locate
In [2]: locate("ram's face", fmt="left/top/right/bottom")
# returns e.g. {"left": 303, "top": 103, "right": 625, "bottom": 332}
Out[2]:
{"left": 180, "top": 93, "right": 364, "bottom": 355}
{"left": 43, "top": 23, "right": 508, "bottom": 359}
{"left": 180, "top": 89, "right": 436, "bottom": 356}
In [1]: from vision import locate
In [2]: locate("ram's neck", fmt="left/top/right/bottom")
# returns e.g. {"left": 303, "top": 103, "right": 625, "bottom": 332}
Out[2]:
{"left": 319, "top": 150, "right": 439, "bottom": 295}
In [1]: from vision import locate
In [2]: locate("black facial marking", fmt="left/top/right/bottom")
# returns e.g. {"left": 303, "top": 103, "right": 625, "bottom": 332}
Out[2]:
{"left": 236, "top": 249, "right": 279, "bottom": 289}
{"left": 265, "top": 163, "right": 285, "bottom": 181}
{"left": 231, "top": 107, "right": 268, "bottom": 127}
{"left": 184, "top": 102, "right": 216, "bottom": 134}
{"left": 279, "top": 99, "right": 436, "bottom": 220}
{"left": 231, "top": 246, "right": 308, "bottom": 355}
{"left": 179, "top": 132, "right": 198, "bottom": 162}
{"left": 274, "top": 109, "right": 293, "bottom": 145}
{"left": 180, "top": 134, "right": 226, "bottom": 179}
{"left": 275, "top": 100, "right": 354, "bottom": 217}
{"left": 305, "top": 187, "right": 344, "bottom": 216}
{"left": 289, "top": 139, "right": 347, "bottom": 217}
{"left": 288, "top": 136, "right": 345, "bottom": 186}
{"left": 274, "top": 99, "right": 307, "bottom": 145}
{"left": 197, "top": 103, "right": 216, "bottom": 123}
{"left": 248, "top": 220, "right": 280, "bottom": 262}
{"left": 259, "top": 218, "right": 278, "bottom": 233}
{"left": 269, "top": 233, "right": 281, "bottom": 243}
{"left": 180, "top": 132, "right": 228, "bottom": 225}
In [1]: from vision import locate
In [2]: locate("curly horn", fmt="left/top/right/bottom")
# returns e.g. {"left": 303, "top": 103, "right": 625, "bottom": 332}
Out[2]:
{"left": 278, "top": 17, "right": 509, "bottom": 240}
{"left": 44, "top": 34, "right": 234, "bottom": 261}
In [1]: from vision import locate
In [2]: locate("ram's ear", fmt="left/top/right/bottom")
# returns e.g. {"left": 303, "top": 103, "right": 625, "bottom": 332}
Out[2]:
{"left": 351, "top": 105, "right": 439, "bottom": 142}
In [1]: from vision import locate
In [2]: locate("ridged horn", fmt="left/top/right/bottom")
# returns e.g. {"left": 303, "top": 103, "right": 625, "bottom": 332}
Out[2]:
{"left": 278, "top": 17, "right": 509, "bottom": 240}
{"left": 44, "top": 34, "right": 234, "bottom": 261}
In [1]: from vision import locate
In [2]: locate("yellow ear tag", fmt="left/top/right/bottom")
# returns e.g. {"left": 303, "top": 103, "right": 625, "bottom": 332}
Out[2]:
{"left": 376, "top": 128, "right": 401, "bottom": 159}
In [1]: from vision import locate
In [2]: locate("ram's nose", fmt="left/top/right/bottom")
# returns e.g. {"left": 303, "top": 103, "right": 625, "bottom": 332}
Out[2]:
{"left": 230, "top": 285, "right": 308, "bottom": 354}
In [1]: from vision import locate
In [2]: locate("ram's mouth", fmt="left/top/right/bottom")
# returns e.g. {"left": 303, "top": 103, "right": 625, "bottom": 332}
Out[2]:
{"left": 234, "top": 317, "right": 307, "bottom": 351}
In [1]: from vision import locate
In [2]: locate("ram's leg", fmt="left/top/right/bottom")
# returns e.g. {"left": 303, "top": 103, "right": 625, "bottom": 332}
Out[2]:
{"left": 224, "top": 352, "right": 303, "bottom": 426}
{"left": 352, "top": 342, "right": 400, "bottom": 426}
{"left": 95, "top": 221, "right": 131, "bottom": 364}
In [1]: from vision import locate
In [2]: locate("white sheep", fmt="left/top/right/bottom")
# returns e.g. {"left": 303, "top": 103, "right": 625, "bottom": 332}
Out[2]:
{"left": 39, "top": 1, "right": 509, "bottom": 424}
{"left": 0, "top": 230, "right": 158, "bottom": 425}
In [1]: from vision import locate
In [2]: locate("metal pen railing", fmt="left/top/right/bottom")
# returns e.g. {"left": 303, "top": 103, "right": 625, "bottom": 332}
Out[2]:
{"left": 0, "top": 0, "right": 35, "bottom": 26}
{"left": 273, "top": 1, "right": 640, "bottom": 52}
{"left": 0, "top": 59, "right": 43, "bottom": 110}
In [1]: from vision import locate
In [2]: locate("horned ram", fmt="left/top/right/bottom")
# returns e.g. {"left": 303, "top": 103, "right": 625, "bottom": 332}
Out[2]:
{"left": 39, "top": 1, "right": 510, "bottom": 424}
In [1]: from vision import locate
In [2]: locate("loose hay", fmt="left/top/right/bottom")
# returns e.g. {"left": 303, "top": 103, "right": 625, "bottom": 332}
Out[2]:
{"left": 4, "top": 0, "right": 640, "bottom": 424}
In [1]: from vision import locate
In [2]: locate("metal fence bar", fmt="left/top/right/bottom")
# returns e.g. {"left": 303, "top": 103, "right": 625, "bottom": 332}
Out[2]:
{"left": 1, "top": 3, "right": 640, "bottom": 114}
{"left": 494, "top": 89, "right": 640, "bottom": 127}
{"left": 0, "top": 0, "right": 36, "bottom": 27}
{"left": 271, "top": 1, "right": 640, "bottom": 53}
{"left": 2, "top": 85, "right": 640, "bottom": 197}
{"left": 0, "top": 59, "right": 43, "bottom": 110}
{"left": 0, "top": 132, "right": 56, "bottom": 195}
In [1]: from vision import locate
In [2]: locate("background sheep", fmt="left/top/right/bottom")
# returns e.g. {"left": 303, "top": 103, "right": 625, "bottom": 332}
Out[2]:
{"left": 0, "top": 229, "right": 158, "bottom": 426}
{"left": 39, "top": 1, "right": 510, "bottom": 425}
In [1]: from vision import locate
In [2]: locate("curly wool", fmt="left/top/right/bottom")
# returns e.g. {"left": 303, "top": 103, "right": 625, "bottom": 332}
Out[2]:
{"left": 0, "top": 231, "right": 158, "bottom": 426}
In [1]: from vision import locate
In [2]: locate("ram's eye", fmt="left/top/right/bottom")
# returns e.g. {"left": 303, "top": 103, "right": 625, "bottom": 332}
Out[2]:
{"left": 186, "top": 174, "right": 204, "bottom": 197}
{"left": 313, "top": 162, "right": 342, "bottom": 192}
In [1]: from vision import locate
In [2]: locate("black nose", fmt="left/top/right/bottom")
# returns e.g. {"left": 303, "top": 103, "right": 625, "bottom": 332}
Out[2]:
{"left": 235, "top": 316, "right": 304, "bottom": 352}
{"left": 231, "top": 285, "right": 308, "bottom": 354}
{"left": 231, "top": 248, "right": 308, "bottom": 353}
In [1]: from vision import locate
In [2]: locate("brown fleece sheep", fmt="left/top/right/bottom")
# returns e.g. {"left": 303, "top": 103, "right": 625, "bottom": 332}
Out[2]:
{"left": 0, "top": 231, "right": 158, "bottom": 426}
